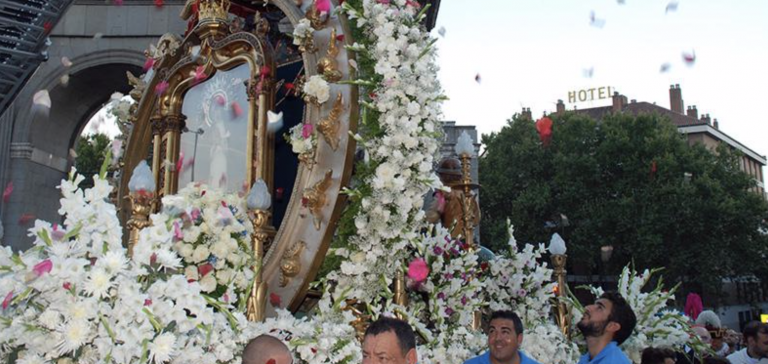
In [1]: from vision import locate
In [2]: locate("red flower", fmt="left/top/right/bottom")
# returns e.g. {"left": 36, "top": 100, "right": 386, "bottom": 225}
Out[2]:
{"left": 407, "top": 258, "right": 429, "bottom": 283}
{"left": 270, "top": 293, "right": 282, "bottom": 307}
{"left": 32, "top": 259, "right": 52, "bottom": 277}
{"left": 62, "top": 282, "right": 71, "bottom": 290}
{"left": 144, "top": 299, "right": 153, "bottom": 306}
{"left": 150, "top": 253, "right": 157, "bottom": 265}
{"left": 154, "top": 0, "right": 163, "bottom": 8}
{"left": 336, "top": 34, "right": 345, "bottom": 42}
{"left": 198, "top": 263, "right": 214, "bottom": 277}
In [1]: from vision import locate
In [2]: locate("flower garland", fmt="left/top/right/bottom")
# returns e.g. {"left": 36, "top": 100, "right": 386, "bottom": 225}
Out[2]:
{"left": 333, "top": 0, "right": 443, "bottom": 302}
{"left": 0, "top": 170, "right": 248, "bottom": 364}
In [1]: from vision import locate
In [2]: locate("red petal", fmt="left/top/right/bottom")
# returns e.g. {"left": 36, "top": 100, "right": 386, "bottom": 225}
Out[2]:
{"left": 3, "top": 182, "right": 12, "bottom": 203}
{"left": 231, "top": 101, "right": 243, "bottom": 117}
{"left": 43, "top": 22, "right": 53, "bottom": 34}
{"left": 336, "top": 34, "right": 345, "bottom": 42}
{"left": 198, "top": 263, "right": 213, "bottom": 277}
{"left": 17, "top": 213, "right": 35, "bottom": 225}
{"left": 154, "top": 0, "right": 163, "bottom": 8}
{"left": 269, "top": 293, "right": 281, "bottom": 307}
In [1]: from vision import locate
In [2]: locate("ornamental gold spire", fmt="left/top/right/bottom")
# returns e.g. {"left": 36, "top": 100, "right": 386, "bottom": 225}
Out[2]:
{"left": 198, "top": 0, "right": 230, "bottom": 23}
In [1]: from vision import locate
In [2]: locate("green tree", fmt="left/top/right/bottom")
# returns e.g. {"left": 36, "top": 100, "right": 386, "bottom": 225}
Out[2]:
{"left": 479, "top": 112, "right": 768, "bottom": 299}
{"left": 75, "top": 133, "right": 111, "bottom": 188}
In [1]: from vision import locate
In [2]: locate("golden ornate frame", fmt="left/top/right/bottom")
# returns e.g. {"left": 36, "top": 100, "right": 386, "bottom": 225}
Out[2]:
{"left": 118, "top": 0, "right": 358, "bottom": 315}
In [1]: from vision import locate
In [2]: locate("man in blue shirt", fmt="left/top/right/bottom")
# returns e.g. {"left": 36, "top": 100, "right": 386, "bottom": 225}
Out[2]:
{"left": 464, "top": 310, "right": 541, "bottom": 364}
{"left": 576, "top": 292, "right": 638, "bottom": 364}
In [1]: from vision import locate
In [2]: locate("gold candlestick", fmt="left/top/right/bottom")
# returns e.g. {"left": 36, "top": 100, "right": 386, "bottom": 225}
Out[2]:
{"left": 552, "top": 254, "right": 570, "bottom": 338}
{"left": 125, "top": 192, "right": 155, "bottom": 257}
{"left": 458, "top": 154, "right": 475, "bottom": 251}
{"left": 247, "top": 209, "right": 271, "bottom": 322}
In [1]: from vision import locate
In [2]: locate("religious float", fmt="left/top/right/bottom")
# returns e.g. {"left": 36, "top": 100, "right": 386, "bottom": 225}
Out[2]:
{"left": 0, "top": 1, "right": 707, "bottom": 363}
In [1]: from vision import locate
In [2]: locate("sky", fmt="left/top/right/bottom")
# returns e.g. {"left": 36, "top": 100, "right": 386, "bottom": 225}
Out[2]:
{"left": 433, "top": 0, "right": 768, "bottom": 162}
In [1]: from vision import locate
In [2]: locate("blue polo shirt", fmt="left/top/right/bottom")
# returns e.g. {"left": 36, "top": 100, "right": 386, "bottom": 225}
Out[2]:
{"left": 577, "top": 342, "right": 631, "bottom": 364}
{"left": 464, "top": 350, "right": 541, "bottom": 364}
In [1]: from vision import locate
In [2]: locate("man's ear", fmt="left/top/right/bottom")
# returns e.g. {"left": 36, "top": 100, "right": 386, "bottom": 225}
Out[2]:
{"left": 516, "top": 333, "right": 524, "bottom": 346}
{"left": 406, "top": 348, "right": 417, "bottom": 364}
{"left": 606, "top": 321, "right": 621, "bottom": 336}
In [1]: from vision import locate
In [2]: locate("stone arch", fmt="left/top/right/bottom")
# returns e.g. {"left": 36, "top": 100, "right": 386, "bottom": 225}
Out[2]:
{"left": 2, "top": 49, "right": 144, "bottom": 250}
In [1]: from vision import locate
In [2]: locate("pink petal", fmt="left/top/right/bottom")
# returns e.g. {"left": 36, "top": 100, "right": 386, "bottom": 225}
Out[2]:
{"left": 155, "top": 81, "right": 169, "bottom": 96}
{"left": 301, "top": 123, "right": 314, "bottom": 139}
{"left": 316, "top": 0, "right": 331, "bottom": 12}
{"left": 231, "top": 102, "right": 243, "bottom": 118}
{"left": 2, "top": 291, "right": 12, "bottom": 310}
{"left": 33, "top": 259, "right": 52, "bottom": 277}
{"left": 176, "top": 151, "right": 184, "bottom": 173}
{"left": 173, "top": 221, "right": 183, "bottom": 240}
{"left": 143, "top": 57, "right": 155, "bottom": 72}
{"left": 3, "top": 182, "right": 12, "bottom": 203}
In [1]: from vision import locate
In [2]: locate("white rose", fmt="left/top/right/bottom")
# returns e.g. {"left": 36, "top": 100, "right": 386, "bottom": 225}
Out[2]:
{"left": 185, "top": 266, "right": 199, "bottom": 281}
{"left": 199, "top": 274, "right": 217, "bottom": 292}
{"left": 351, "top": 251, "right": 366, "bottom": 264}
{"left": 192, "top": 245, "right": 209, "bottom": 263}
{"left": 303, "top": 75, "right": 330, "bottom": 104}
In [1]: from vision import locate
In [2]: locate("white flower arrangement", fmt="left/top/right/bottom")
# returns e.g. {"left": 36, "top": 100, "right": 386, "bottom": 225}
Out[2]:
{"left": 292, "top": 18, "right": 315, "bottom": 47}
{"left": 485, "top": 224, "right": 557, "bottom": 328}
{"left": 575, "top": 266, "right": 709, "bottom": 364}
{"left": 333, "top": 0, "right": 443, "bottom": 303}
{"left": 158, "top": 182, "right": 255, "bottom": 306}
{"left": 303, "top": 75, "right": 331, "bottom": 104}
{"left": 521, "top": 322, "right": 580, "bottom": 364}
{"left": 286, "top": 122, "right": 317, "bottom": 155}
{"left": 0, "top": 169, "right": 248, "bottom": 364}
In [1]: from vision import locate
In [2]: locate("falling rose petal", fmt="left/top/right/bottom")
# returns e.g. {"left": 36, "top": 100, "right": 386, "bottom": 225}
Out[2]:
{"left": 335, "top": 33, "right": 345, "bottom": 42}
{"left": 260, "top": 65, "right": 271, "bottom": 76}
{"left": 154, "top": 0, "right": 163, "bottom": 8}
{"left": 683, "top": 51, "right": 696, "bottom": 65}
{"left": 666, "top": 1, "right": 679, "bottom": 13}
{"left": 269, "top": 293, "right": 281, "bottom": 307}
{"left": 275, "top": 187, "right": 284, "bottom": 200}
{"left": 18, "top": 213, "right": 35, "bottom": 225}
{"left": 437, "top": 26, "right": 446, "bottom": 38}
{"left": 194, "top": 65, "right": 206, "bottom": 83}
{"left": 215, "top": 94, "right": 226, "bottom": 106}
{"left": 114, "top": 0, "right": 123, "bottom": 5}
{"left": 316, "top": 0, "right": 331, "bottom": 13}
{"left": 660, "top": 63, "right": 671, "bottom": 73}
{"left": 176, "top": 151, "right": 184, "bottom": 173}
{"left": 33, "top": 259, "right": 53, "bottom": 277}
{"left": 198, "top": 263, "right": 213, "bottom": 277}
{"left": 2, "top": 291, "right": 12, "bottom": 310}
{"left": 43, "top": 22, "right": 53, "bottom": 34}
{"left": 184, "top": 157, "right": 195, "bottom": 171}
{"left": 93, "top": 32, "right": 103, "bottom": 39}
{"left": 143, "top": 57, "right": 155, "bottom": 72}
{"left": 60, "top": 74, "right": 70, "bottom": 87}
{"left": 33, "top": 90, "right": 51, "bottom": 109}
{"left": 61, "top": 57, "right": 73, "bottom": 68}
{"left": 284, "top": 82, "right": 295, "bottom": 93}
{"left": 173, "top": 221, "right": 183, "bottom": 240}
{"left": 155, "top": 81, "right": 169, "bottom": 96}
{"left": 231, "top": 101, "right": 243, "bottom": 118}
{"left": 474, "top": 73, "right": 481, "bottom": 84}
{"left": 3, "top": 182, "right": 12, "bottom": 203}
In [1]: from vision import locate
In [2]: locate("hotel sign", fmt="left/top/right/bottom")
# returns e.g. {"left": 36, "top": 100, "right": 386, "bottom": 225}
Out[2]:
{"left": 568, "top": 86, "right": 615, "bottom": 103}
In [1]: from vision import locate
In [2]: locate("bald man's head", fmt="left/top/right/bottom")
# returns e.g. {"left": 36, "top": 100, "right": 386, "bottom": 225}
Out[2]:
{"left": 242, "top": 335, "right": 293, "bottom": 364}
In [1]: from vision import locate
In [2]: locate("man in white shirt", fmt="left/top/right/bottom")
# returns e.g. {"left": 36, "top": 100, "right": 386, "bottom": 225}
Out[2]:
{"left": 727, "top": 322, "right": 768, "bottom": 364}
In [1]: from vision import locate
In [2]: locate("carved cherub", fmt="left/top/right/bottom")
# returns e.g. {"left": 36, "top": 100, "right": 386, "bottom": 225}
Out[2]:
{"left": 317, "top": 92, "right": 343, "bottom": 151}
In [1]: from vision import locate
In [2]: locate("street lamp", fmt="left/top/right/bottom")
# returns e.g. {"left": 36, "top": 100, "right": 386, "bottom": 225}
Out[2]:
{"left": 549, "top": 232, "right": 570, "bottom": 337}
{"left": 126, "top": 161, "right": 156, "bottom": 257}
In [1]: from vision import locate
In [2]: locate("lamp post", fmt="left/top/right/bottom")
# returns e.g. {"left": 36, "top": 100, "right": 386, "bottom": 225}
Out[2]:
{"left": 126, "top": 161, "right": 156, "bottom": 257}
{"left": 454, "top": 131, "right": 482, "bottom": 329}
{"left": 246, "top": 179, "right": 272, "bottom": 322}
{"left": 549, "top": 233, "right": 570, "bottom": 338}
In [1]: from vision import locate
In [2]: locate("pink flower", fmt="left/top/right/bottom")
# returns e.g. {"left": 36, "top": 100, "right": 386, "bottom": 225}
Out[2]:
{"left": 302, "top": 123, "right": 314, "bottom": 139}
{"left": 154, "top": 81, "right": 169, "bottom": 96}
{"left": 2, "top": 291, "right": 12, "bottom": 309}
{"left": 173, "top": 221, "right": 183, "bottom": 241}
{"left": 33, "top": 259, "right": 52, "bottom": 277}
{"left": 407, "top": 258, "right": 429, "bottom": 283}
{"left": 316, "top": 0, "right": 331, "bottom": 13}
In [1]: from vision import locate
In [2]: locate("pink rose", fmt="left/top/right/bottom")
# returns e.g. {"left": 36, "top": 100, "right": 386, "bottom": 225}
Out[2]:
{"left": 302, "top": 123, "right": 314, "bottom": 139}
{"left": 407, "top": 258, "right": 429, "bottom": 283}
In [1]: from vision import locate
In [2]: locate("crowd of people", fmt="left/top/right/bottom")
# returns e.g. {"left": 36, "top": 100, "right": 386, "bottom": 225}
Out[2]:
{"left": 239, "top": 291, "right": 768, "bottom": 364}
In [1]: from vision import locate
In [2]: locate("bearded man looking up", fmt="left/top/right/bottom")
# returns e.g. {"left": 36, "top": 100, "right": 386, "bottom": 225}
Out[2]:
{"left": 576, "top": 292, "right": 637, "bottom": 364}
{"left": 464, "top": 310, "right": 541, "bottom": 364}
